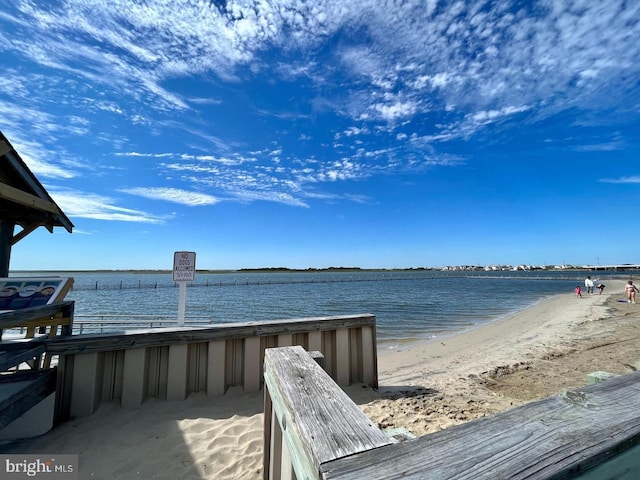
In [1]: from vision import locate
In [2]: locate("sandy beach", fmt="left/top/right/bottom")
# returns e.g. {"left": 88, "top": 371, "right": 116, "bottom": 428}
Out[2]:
{"left": 4, "top": 279, "right": 640, "bottom": 479}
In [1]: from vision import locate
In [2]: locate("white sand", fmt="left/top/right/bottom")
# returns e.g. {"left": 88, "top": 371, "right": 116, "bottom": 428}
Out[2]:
{"left": 5, "top": 279, "right": 640, "bottom": 479}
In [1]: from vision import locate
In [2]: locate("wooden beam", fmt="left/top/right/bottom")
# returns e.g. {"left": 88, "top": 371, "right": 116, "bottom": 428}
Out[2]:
{"left": 0, "top": 344, "right": 46, "bottom": 371}
{"left": 322, "top": 370, "right": 640, "bottom": 479}
{"left": 0, "top": 182, "right": 60, "bottom": 214}
{"left": 11, "top": 222, "right": 40, "bottom": 245}
{"left": 46, "top": 314, "right": 377, "bottom": 355}
{"left": 0, "top": 141, "right": 10, "bottom": 156}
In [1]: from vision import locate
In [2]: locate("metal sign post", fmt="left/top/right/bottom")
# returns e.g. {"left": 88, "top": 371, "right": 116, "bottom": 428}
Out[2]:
{"left": 173, "top": 251, "right": 196, "bottom": 326}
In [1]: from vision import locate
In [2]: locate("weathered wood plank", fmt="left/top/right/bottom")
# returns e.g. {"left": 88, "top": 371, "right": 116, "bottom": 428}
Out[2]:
{"left": 0, "top": 344, "right": 46, "bottom": 371}
{"left": 46, "top": 314, "right": 376, "bottom": 355}
{"left": 264, "top": 346, "right": 391, "bottom": 480}
{"left": 0, "top": 337, "right": 46, "bottom": 351}
{"left": 0, "top": 301, "right": 74, "bottom": 328}
{"left": 0, "top": 369, "right": 56, "bottom": 429}
{"left": 322, "top": 370, "right": 640, "bottom": 479}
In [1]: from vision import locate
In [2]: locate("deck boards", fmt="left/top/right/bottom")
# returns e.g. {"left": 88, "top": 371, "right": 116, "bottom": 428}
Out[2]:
{"left": 321, "top": 370, "right": 640, "bottom": 479}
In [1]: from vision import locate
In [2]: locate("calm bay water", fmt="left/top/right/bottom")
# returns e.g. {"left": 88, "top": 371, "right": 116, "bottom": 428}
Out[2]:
{"left": 13, "top": 270, "right": 615, "bottom": 346}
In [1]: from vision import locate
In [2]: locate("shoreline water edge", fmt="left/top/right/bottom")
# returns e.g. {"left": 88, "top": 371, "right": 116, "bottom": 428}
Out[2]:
{"left": 17, "top": 269, "right": 635, "bottom": 345}
{"left": 3, "top": 279, "right": 640, "bottom": 479}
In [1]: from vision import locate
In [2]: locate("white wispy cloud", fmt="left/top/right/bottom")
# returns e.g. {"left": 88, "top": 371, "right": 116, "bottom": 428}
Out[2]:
{"left": 2, "top": 132, "right": 80, "bottom": 179}
{"left": 120, "top": 187, "right": 220, "bottom": 206}
{"left": 6, "top": 0, "right": 637, "bottom": 126}
{"left": 574, "top": 141, "right": 625, "bottom": 152}
{"left": 49, "top": 189, "right": 171, "bottom": 223}
{"left": 599, "top": 176, "right": 640, "bottom": 184}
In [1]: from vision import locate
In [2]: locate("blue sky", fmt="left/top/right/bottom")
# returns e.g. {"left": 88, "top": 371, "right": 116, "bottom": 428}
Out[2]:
{"left": 1, "top": 0, "right": 639, "bottom": 270}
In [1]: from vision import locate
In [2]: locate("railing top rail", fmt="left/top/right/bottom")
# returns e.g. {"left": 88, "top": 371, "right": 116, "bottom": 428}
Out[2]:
{"left": 321, "top": 370, "right": 640, "bottom": 479}
{"left": 0, "top": 301, "right": 75, "bottom": 329}
{"left": 46, "top": 314, "right": 376, "bottom": 355}
{"left": 265, "top": 346, "right": 391, "bottom": 479}
{"left": 72, "top": 320, "right": 211, "bottom": 325}
{"left": 74, "top": 314, "right": 215, "bottom": 320}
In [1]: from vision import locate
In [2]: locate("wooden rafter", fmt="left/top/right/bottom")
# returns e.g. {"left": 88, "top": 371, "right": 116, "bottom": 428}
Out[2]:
{"left": 11, "top": 223, "right": 41, "bottom": 246}
{"left": 0, "top": 182, "right": 60, "bottom": 214}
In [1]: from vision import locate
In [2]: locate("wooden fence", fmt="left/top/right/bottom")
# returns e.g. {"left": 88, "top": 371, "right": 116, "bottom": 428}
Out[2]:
{"left": 264, "top": 345, "right": 640, "bottom": 480}
{"left": 45, "top": 314, "right": 378, "bottom": 423}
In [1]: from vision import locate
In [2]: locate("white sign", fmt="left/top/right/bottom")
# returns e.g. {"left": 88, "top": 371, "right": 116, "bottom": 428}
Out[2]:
{"left": 173, "top": 251, "right": 196, "bottom": 282}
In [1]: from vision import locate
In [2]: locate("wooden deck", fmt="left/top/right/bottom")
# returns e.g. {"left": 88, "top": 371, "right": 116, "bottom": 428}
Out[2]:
{"left": 264, "top": 346, "right": 640, "bottom": 480}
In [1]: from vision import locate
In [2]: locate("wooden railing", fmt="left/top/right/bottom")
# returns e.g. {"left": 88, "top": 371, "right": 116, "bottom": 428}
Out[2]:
{"left": 264, "top": 346, "right": 640, "bottom": 480}
{"left": 0, "top": 301, "right": 75, "bottom": 339}
{"left": 0, "top": 301, "right": 74, "bottom": 369}
{"left": 0, "top": 302, "right": 74, "bottom": 430}
{"left": 263, "top": 346, "right": 392, "bottom": 480}
{"left": 45, "top": 314, "right": 378, "bottom": 423}
{"left": 72, "top": 314, "right": 215, "bottom": 334}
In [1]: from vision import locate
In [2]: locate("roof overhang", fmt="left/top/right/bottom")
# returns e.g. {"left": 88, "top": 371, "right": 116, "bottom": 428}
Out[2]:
{"left": 0, "top": 132, "right": 73, "bottom": 245}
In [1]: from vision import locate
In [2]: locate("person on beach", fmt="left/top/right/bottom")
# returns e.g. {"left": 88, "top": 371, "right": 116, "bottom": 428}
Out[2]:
{"left": 597, "top": 283, "right": 606, "bottom": 294}
{"left": 574, "top": 285, "right": 582, "bottom": 298}
{"left": 624, "top": 280, "right": 639, "bottom": 303}
{"left": 584, "top": 276, "right": 594, "bottom": 295}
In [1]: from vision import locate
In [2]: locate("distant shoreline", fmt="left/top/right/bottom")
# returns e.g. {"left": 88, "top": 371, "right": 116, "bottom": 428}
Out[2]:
{"left": 10, "top": 266, "right": 635, "bottom": 275}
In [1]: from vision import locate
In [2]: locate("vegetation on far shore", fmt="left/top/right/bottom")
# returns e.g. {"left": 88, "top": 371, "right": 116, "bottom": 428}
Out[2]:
{"left": 10, "top": 265, "right": 635, "bottom": 275}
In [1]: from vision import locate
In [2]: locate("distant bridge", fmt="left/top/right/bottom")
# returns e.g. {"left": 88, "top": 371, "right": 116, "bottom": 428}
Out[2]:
{"left": 583, "top": 264, "right": 640, "bottom": 271}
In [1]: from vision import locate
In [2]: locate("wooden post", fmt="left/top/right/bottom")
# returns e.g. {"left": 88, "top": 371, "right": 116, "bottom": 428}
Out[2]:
{"left": 0, "top": 220, "right": 14, "bottom": 277}
{"left": 263, "top": 346, "right": 391, "bottom": 479}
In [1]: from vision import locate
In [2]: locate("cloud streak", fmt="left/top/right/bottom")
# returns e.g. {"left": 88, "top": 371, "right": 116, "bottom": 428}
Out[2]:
{"left": 50, "top": 189, "right": 172, "bottom": 223}
{"left": 120, "top": 187, "right": 220, "bottom": 206}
